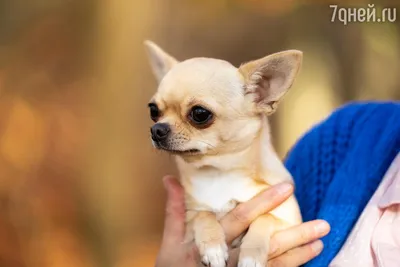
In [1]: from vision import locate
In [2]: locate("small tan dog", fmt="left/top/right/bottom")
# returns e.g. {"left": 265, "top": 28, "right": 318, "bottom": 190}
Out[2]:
{"left": 145, "top": 41, "right": 303, "bottom": 267}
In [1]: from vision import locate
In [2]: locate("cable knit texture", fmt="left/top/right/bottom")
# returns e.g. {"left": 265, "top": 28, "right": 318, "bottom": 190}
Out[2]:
{"left": 284, "top": 102, "right": 400, "bottom": 267}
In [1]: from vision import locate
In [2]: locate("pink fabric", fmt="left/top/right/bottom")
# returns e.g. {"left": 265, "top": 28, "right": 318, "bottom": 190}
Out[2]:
{"left": 329, "top": 153, "right": 400, "bottom": 267}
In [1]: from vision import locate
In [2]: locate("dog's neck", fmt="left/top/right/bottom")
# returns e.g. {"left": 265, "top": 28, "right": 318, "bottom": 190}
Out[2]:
{"left": 176, "top": 116, "right": 291, "bottom": 185}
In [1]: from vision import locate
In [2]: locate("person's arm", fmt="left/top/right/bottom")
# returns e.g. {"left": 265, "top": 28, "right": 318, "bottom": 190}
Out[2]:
{"left": 285, "top": 102, "right": 400, "bottom": 267}
{"left": 156, "top": 176, "right": 330, "bottom": 267}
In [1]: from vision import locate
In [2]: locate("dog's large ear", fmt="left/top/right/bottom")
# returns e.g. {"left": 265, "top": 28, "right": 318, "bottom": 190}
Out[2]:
{"left": 239, "top": 50, "right": 302, "bottom": 114}
{"left": 144, "top": 40, "right": 179, "bottom": 82}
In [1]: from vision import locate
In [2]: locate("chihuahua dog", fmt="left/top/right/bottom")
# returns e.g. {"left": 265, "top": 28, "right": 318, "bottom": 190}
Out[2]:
{"left": 145, "top": 41, "right": 303, "bottom": 267}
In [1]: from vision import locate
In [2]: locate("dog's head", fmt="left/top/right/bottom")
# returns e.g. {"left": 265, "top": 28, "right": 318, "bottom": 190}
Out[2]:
{"left": 144, "top": 41, "right": 302, "bottom": 158}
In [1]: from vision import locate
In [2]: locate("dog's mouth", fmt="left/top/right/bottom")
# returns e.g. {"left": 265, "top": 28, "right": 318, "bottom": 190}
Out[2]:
{"left": 162, "top": 148, "right": 200, "bottom": 155}
{"left": 154, "top": 142, "right": 200, "bottom": 155}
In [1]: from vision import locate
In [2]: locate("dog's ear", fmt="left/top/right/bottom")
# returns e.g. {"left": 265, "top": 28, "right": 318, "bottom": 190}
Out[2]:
{"left": 144, "top": 40, "right": 179, "bottom": 82}
{"left": 239, "top": 50, "right": 302, "bottom": 115}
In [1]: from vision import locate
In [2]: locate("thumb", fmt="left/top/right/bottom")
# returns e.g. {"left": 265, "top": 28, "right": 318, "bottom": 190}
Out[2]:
{"left": 161, "top": 175, "right": 186, "bottom": 246}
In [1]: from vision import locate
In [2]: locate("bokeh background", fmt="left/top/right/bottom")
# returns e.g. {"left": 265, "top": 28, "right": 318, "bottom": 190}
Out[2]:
{"left": 0, "top": 0, "right": 399, "bottom": 266}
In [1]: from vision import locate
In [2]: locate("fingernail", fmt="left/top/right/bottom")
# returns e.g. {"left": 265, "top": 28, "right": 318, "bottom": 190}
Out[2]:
{"left": 163, "top": 176, "right": 175, "bottom": 193}
{"left": 314, "top": 221, "right": 330, "bottom": 235}
{"left": 275, "top": 183, "right": 293, "bottom": 195}
{"left": 311, "top": 240, "right": 323, "bottom": 254}
{"left": 162, "top": 176, "right": 170, "bottom": 190}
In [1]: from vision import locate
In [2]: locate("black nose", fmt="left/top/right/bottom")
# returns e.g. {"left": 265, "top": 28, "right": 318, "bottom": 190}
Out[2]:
{"left": 151, "top": 123, "right": 171, "bottom": 141}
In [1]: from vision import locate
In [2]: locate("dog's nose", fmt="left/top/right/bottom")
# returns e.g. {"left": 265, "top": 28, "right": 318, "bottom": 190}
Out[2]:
{"left": 151, "top": 123, "right": 171, "bottom": 141}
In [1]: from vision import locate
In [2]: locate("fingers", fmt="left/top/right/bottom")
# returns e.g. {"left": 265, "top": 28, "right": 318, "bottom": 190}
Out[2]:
{"left": 229, "top": 240, "right": 324, "bottom": 267}
{"left": 220, "top": 182, "right": 294, "bottom": 244}
{"left": 267, "top": 240, "right": 324, "bottom": 267}
{"left": 161, "top": 175, "right": 186, "bottom": 246}
{"left": 268, "top": 220, "right": 330, "bottom": 259}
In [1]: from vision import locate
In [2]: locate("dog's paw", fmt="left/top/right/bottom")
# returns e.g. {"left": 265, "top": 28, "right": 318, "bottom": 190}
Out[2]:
{"left": 238, "top": 248, "right": 268, "bottom": 267}
{"left": 238, "top": 257, "right": 264, "bottom": 267}
{"left": 200, "top": 243, "right": 228, "bottom": 267}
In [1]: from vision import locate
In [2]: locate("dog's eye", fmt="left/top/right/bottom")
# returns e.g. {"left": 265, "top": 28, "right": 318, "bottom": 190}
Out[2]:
{"left": 189, "top": 106, "right": 213, "bottom": 126}
{"left": 148, "top": 103, "right": 160, "bottom": 122}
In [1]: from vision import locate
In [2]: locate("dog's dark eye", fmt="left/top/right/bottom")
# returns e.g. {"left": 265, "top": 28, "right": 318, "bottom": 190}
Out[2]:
{"left": 189, "top": 106, "right": 213, "bottom": 125}
{"left": 148, "top": 103, "right": 160, "bottom": 122}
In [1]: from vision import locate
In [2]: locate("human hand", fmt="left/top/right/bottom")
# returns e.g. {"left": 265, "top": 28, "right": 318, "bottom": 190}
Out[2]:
{"left": 155, "top": 176, "right": 330, "bottom": 267}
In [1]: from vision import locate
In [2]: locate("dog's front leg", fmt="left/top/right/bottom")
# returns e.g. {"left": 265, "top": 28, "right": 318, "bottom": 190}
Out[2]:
{"left": 238, "top": 214, "right": 280, "bottom": 267}
{"left": 187, "top": 210, "right": 228, "bottom": 267}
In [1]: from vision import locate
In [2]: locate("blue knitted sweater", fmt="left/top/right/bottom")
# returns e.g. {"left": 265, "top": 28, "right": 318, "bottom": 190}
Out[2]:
{"left": 284, "top": 102, "right": 400, "bottom": 267}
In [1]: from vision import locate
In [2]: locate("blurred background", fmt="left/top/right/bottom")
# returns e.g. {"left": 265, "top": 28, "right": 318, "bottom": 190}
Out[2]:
{"left": 0, "top": 0, "right": 399, "bottom": 266}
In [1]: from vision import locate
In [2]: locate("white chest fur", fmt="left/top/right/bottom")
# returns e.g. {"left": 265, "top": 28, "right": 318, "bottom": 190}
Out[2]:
{"left": 185, "top": 170, "right": 268, "bottom": 214}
